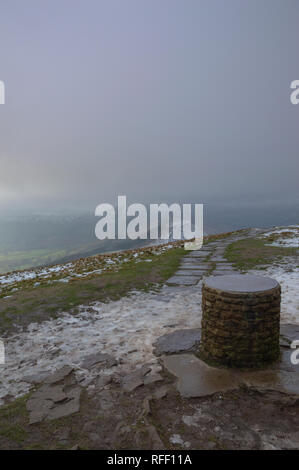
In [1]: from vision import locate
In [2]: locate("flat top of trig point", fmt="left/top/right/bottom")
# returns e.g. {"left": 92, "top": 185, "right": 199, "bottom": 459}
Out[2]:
{"left": 203, "top": 274, "right": 279, "bottom": 293}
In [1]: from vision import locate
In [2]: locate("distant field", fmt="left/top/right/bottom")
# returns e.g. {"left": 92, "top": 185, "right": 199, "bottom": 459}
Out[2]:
{"left": 0, "top": 214, "right": 147, "bottom": 273}
{"left": 0, "top": 245, "right": 97, "bottom": 273}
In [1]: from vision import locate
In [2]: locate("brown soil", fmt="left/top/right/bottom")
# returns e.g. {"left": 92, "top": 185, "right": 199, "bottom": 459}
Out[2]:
{"left": 0, "top": 371, "right": 298, "bottom": 450}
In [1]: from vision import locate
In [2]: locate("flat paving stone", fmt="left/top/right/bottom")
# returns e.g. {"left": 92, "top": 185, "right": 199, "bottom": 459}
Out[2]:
{"left": 213, "top": 263, "right": 233, "bottom": 268}
{"left": 184, "top": 259, "right": 208, "bottom": 264}
{"left": 210, "top": 271, "right": 237, "bottom": 276}
{"left": 162, "top": 354, "right": 240, "bottom": 398}
{"left": 166, "top": 276, "right": 200, "bottom": 286}
{"left": 211, "top": 271, "right": 237, "bottom": 275}
{"left": 184, "top": 258, "right": 208, "bottom": 263}
{"left": 180, "top": 266, "right": 205, "bottom": 271}
{"left": 162, "top": 348, "right": 299, "bottom": 398}
{"left": 239, "top": 370, "right": 299, "bottom": 396}
{"left": 153, "top": 329, "right": 202, "bottom": 356}
{"left": 213, "top": 266, "right": 235, "bottom": 271}
{"left": 180, "top": 263, "right": 210, "bottom": 269}
{"left": 180, "top": 260, "right": 210, "bottom": 266}
{"left": 185, "top": 253, "right": 209, "bottom": 259}
{"left": 209, "top": 257, "right": 229, "bottom": 262}
{"left": 176, "top": 270, "right": 205, "bottom": 277}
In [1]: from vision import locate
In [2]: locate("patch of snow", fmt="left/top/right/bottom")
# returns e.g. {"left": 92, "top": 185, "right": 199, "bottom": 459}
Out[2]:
{"left": 0, "top": 284, "right": 202, "bottom": 404}
{"left": 0, "top": 271, "right": 37, "bottom": 285}
{"left": 269, "top": 239, "right": 299, "bottom": 248}
{"left": 249, "top": 264, "right": 299, "bottom": 324}
{"left": 261, "top": 225, "right": 299, "bottom": 248}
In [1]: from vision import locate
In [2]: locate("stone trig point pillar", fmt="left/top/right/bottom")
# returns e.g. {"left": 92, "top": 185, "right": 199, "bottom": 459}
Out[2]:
{"left": 201, "top": 274, "right": 281, "bottom": 368}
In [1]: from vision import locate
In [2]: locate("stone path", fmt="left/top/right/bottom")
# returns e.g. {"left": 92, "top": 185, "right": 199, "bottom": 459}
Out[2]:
{"left": 166, "top": 236, "right": 241, "bottom": 286}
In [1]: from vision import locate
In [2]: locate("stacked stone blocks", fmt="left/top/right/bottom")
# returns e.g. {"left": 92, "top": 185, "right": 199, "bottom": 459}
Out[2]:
{"left": 201, "top": 276, "right": 281, "bottom": 368}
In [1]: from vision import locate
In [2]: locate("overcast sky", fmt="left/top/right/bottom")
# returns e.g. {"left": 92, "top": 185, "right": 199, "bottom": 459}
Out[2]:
{"left": 0, "top": 0, "right": 298, "bottom": 212}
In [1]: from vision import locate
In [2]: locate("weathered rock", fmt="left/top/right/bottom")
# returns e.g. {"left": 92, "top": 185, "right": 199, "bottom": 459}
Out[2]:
{"left": 22, "top": 371, "right": 50, "bottom": 385}
{"left": 33, "top": 384, "right": 68, "bottom": 403}
{"left": 44, "top": 365, "right": 74, "bottom": 384}
{"left": 144, "top": 373, "right": 163, "bottom": 385}
{"left": 26, "top": 367, "right": 82, "bottom": 424}
{"left": 28, "top": 384, "right": 81, "bottom": 423}
{"left": 123, "top": 376, "right": 144, "bottom": 393}
{"left": 29, "top": 409, "right": 49, "bottom": 425}
{"left": 122, "top": 365, "right": 152, "bottom": 392}
{"left": 96, "top": 374, "right": 113, "bottom": 390}
{"left": 27, "top": 398, "right": 53, "bottom": 425}
{"left": 153, "top": 328, "right": 201, "bottom": 356}
{"left": 153, "top": 385, "right": 168, "bottom": 400}
{"left": 81, "top": 352, "right": 117, "bottom": 370}
{"left": 47, "top": 387, "right": 81, "bottom": 420}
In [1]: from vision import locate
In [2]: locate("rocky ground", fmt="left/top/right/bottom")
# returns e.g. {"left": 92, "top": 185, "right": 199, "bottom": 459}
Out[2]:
{"left": 0, "top": 226, "right": 298, "bottom": 450}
